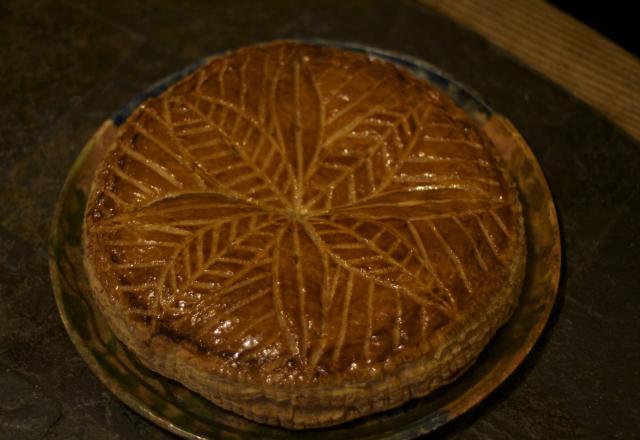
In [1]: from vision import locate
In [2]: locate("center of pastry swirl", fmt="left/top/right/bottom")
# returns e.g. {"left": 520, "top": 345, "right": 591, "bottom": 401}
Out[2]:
{"left": 282, "top": 207, "right": 311, "bottom": 220}
{"left": 92, "top": 46, "right": 516, "bottom": 373}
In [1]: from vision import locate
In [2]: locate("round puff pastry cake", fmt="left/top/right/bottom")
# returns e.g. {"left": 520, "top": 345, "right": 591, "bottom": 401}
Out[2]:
{"left": 83, "top": 42, "right": 525, "bottom": 429}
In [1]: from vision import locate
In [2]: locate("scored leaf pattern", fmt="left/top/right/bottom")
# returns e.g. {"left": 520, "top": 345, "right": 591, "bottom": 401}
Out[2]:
{"left": 88, "top": 43, "right": 519, "bottom": 375}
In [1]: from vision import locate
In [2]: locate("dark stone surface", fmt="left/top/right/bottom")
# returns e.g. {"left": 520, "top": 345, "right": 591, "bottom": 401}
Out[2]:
{"left": 1, "top": 0, "right": 638, "bottom": 438}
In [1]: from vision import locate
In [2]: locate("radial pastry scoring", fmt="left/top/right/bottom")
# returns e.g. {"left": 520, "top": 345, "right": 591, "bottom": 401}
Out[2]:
{"left": 84, "top": 42, "right": 525, "bottom": 428}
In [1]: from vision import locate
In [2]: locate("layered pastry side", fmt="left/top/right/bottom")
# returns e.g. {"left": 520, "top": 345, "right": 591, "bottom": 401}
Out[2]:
{"left": 83, "top": 42, "right": 526, "bottom": 429}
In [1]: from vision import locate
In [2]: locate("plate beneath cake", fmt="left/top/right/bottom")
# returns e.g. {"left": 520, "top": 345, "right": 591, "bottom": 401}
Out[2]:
{"left": 49, "top": 40, "right": 560, "bottom": 439}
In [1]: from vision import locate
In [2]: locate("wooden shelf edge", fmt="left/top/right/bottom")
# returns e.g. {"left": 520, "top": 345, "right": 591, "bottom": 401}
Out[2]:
{"left": 420, "top": 0, "right": 640, "bottom": 141}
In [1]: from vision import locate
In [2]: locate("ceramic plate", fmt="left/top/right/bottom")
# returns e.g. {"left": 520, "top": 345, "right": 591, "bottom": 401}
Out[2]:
{"left": 49, "top": 41, "right": 561, "bottom": 439}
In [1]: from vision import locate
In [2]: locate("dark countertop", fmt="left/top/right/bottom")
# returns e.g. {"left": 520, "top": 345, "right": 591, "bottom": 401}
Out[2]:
{"left": 1, "top": 1, "right": 638, "bottom": 438}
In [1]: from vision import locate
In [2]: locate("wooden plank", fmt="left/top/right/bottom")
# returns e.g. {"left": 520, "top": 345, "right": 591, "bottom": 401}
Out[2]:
{"left": 420, "top": 0, "right": 640, "bottom": 141}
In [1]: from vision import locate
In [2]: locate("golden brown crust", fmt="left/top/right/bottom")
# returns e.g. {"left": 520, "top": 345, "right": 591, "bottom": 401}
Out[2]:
{"left": 83, "top": 41, "right": 525, "bottom": 428}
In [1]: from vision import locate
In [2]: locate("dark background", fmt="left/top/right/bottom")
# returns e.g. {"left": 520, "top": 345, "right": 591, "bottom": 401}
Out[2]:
{"left": 1, "top": 1, "right": 639, "bottom": 439}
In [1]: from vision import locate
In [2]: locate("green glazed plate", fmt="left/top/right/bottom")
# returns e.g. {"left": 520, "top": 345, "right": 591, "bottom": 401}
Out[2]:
{"left": 49, "top": 41, "right": 561, "bottom": 439}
